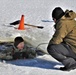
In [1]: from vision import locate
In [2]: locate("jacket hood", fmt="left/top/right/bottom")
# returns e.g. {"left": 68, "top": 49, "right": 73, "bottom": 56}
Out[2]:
{"left": 61, "top": 10, "right": 76, "bottom": 20}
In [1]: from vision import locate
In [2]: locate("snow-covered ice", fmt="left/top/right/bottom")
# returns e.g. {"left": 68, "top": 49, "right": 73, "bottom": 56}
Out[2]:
{"left": 0, "top": 0, "right": 76, "bottom": 75}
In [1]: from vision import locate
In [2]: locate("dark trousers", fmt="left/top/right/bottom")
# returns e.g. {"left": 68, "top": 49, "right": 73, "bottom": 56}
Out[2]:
{"left": 47, "top": 43, "right": 76, "bottom": 68}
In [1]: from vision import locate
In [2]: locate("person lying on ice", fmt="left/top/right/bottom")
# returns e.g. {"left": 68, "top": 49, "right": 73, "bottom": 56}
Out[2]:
{"left": 0, "top": 36, "right": 36, "bottom": 60}
{"left": 47, "top": 7, "right": 76, "bottom": 71}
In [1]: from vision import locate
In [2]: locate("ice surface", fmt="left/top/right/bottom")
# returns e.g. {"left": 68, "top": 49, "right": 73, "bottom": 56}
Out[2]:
{"left": 0, "top": 0, "right": 76, "bottom": 75}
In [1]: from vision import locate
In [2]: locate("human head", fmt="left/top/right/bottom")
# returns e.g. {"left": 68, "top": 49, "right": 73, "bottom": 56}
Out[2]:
{"left": 14, "top": 36, "right": 24, "bottom": 50}
{"left": 52, "top": 7, "right": 65, "bottom": 22}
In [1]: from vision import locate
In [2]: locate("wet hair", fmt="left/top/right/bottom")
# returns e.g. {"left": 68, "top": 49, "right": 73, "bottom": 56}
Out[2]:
{"left": 14, "top": 36, "right": 24, "bottom": 47}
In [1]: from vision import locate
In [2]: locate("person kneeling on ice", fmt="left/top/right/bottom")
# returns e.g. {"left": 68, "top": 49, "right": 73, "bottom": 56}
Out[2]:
{"left": 47, "top": 7, "right": 76, "bottom": 71}
{"left": 0, "top": 36, "right": 36, "bottom": 60}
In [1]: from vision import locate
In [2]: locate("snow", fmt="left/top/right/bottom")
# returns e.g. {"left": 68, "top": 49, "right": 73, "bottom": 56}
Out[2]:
{"left": 0, "top": 0, "right": 76, "bottom": 75}
{"left": 0, "top": 54, "right": 76, "bottom": 75}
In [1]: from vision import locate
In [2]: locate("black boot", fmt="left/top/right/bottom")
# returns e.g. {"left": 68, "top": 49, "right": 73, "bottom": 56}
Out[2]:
{"left": 60, "top": 63, "right": 76, "bottom": 71}
{"left": 60, "top": 67, "right": 67, "bottom": 71}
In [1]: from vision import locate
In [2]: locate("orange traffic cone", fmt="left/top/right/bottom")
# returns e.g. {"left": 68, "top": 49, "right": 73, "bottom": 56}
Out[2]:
{"left": 18, "top": 15, "right": 25, "bottom": 30}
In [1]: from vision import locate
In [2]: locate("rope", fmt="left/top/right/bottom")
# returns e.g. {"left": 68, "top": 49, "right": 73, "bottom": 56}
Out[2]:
{"left": 36, "top": 43, "right": 48, "bottom": 50}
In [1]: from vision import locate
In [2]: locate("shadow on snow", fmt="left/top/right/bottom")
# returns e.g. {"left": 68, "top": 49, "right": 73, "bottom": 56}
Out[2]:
{"left": 6, "top": 58, "right": 62, "bottom": 70}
